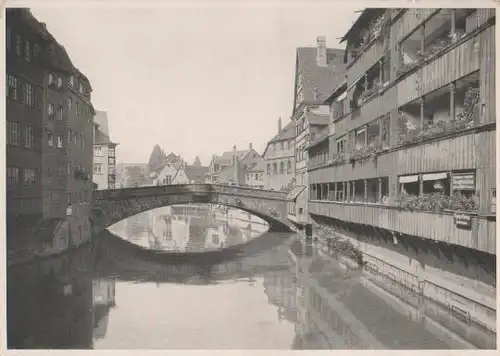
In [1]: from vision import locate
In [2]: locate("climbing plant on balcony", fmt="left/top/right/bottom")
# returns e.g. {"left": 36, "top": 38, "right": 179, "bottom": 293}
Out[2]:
{"left": 360, "top": 82, "right": 381, "bottom": 103}
{"left": 347, "top": 144, "right": 383, "bottom": 165}
{"left": 399, "top": 192, "right": 477, "bottom": 212}
{"left": 331, "top": 153, "right": 346, "bottom": 166}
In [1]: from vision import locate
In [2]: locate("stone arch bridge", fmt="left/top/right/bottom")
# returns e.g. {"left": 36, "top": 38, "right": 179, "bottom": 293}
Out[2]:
{"left": 91, "top": 184, "right": 292, "bottom": 235}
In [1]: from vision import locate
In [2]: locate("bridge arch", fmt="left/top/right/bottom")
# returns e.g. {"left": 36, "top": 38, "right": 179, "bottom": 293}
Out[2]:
{"left": 91, "top": 184, "right": 293, "bottom": 235}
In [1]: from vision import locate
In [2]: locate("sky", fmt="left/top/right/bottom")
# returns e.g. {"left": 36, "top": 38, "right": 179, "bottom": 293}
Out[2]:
{"left": 30, "top": 3, "right": 360, "bottom": 166}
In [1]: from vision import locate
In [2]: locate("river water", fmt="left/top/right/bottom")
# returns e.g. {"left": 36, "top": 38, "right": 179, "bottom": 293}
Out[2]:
{"left": 6, "top": 205, "right": 496, "bottom": 349}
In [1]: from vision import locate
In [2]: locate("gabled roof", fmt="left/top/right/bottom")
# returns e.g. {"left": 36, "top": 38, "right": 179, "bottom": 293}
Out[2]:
{"left": 94, "top": 127, "right": 117, "bottom": 146}
{"left": 340, "top": 9, "right": 386, "bottom": 43}
{"left": 269, "top": 120, "right": 296, "bottom": 143}
{"left": 295, "top": 47, "right": 346, "bottom": 107}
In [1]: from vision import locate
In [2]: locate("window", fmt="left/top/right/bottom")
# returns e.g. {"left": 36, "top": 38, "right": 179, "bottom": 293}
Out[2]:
{"left": 7, "top": 121, "right": 20, "bottom": 146}
{"left": 23, "top": 169, "right": 36, "bottom": 186}
{"left": 94, "top": 145, "right": 102, "bottom": 156}
{"left": 94, "top": 163, "right": 103, "bottom": 174}
{"left": 48, "top": 133, "right": 54, "bottom": 147}
{"left": 48, "top": 73, "right": 54, "bottom": 86}
{"left": 57, "top": 77, "right": 63, "bottom": 89}
{"left": 287, "top": 160, "right": 292, "bottom": 173}
{"left": 67, "top": 97, "right": 72, "bottom": 110}
{"left": 75, "top": 102, "right": 79, "bottom": 118}
{"left": 267, "top": 163, "right": 271, "bottom": 175}
{"left": 273, "top": 163, "right": 277, "bottom": 175}
{"left": 7, "top": 74, "right": 17, "bottom": 100}
{"left": 336, "top": 136, "right": 346, "bottom": 155}
{"left": 281, "top": 141, "right": 284, "bottom": 150}
{"left": 7, "top": 167, "right": 19, "bottom": 186}
{"left": 47, "top": 102, "right": 54, "bottom": 119}
{"left": 24, "top": 83, "right": 33, "bottom": 106}
{"left": 33, "top": 44, "right": 39, "bottom": 61}
{"left": 6, "top": 27, "right": 11, "bottom": 50}
{"left": 73, "top": 132, "right": 77, "bottom": 145}
{"left": 24, "top": 40, "right": 31, "bottom": 62}
{"left": 25, "top": 126, "right": 33, "bottom": 149}
{"left": 58, "top": 106, "right": 63, "bottom": 120}
{"left": 79, "top": 82, "right": 84, "bottom": 93}
{"left": 163, "top": 175, "right": 172, "bottom": 185}
{"left": 67, "top": 129, "right": 72, "bottom": 143}
{"left": 69, "top": 75, "right": 75, "bottom": 87}
{"left": 56, "top": 136, "right": 63, "bottom": 148}
{"left": 280, "top": 161, "right": 284, "bottom": 174}
{"left": 15, "top": 35, "right": 21, "bottom": 57}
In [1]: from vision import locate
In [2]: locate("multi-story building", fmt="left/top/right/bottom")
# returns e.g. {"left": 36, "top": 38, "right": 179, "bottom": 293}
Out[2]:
{"left": 207, "top": 144, "right": 261, "bottom": 184}
{"left": 262, "top": 117, "right": 296, "bottom": 190}
{"left": 287, "top": 36, "right": 345, "bottom": 229}
{"left": 307, "top": 8, "right": 496, "bottom": 332}
{"left": 245, "top": 158, "right": 265, "bottom": 188}
{"left": 6, "top": 9, "right": 95, "bottom": 257}
{"left": 93, "top": 111, "right": 118, "bottom": 190}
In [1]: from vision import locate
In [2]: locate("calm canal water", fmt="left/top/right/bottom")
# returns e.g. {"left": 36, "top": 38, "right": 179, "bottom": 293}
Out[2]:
{"left": 6, "top": 204, "right": 496, "bottom": 349}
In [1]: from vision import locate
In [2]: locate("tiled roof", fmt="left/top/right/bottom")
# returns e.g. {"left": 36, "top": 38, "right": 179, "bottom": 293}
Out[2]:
{"left": 94, "top": 111, "right": 110, "bottom": 136}
{"left": 307, "top": 113, "right": 330, "bottom": 125}
{"left": 296, "top": 47, "right": 346, "bottom": 105}
{"left": 269, "top": 120, "right": 296, "bottom": 143}
{"left": 94, "top": 128, "right": 112, "bottom": 145}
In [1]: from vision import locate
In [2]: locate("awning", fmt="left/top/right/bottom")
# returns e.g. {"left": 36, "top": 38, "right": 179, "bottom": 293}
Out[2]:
{"left": 399, "top": 175, "right": 419, "bottom": 183}
{"left": 422, "top": 172, "right": 448, "bottom": 181}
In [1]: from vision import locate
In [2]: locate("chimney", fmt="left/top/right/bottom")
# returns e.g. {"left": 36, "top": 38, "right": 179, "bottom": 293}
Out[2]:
{"left": 233, "top": 145, "right": 236, "bottom": 152}
{"left": 278, "top": 117, "right": 282, "bottom": 133}
{"left": 316, "top": 36, "right": 327, "bottom": 67}
{"left": 249, "top": 143, "right": 253, "bottom": 150}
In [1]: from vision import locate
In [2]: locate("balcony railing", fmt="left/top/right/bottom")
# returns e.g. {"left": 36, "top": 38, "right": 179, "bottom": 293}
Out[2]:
{"left": 309, "top": 200, "right": 495, "bottom": 254}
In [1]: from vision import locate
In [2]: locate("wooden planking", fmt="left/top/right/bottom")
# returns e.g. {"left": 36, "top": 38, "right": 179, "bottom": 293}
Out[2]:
{"left": 348, "top": 40, "right": 385, "bottom": 85}
{"left": 397, "top": 69, "right": 422, "bottom": 107}
{"left": 479, "top": 25, "right": 495, "bottom": 125}
{"left": 395, "top": 131, "right": 479, "bottom": 175}
{"left": 477, "top": 8, "right": 495, "bottom": 27}
{"left": 420, "top": 36, "right": 480, "bottom": 95}
{"left": 309, "top": 131, "right": 483, "bottom": 184}
{"left": 309, "top": 201, "right": 493, "bottom": 253}
{"left": 394, "top": 8, "right": 438, "bottom": 43}
{"left": 477, "top": 218, "right": 496, "bottom": 254}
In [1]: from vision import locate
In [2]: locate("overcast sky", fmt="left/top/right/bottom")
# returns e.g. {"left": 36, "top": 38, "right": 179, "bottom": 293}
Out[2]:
{"left": 31, "top": 3, "right": 360, "bottom": 166}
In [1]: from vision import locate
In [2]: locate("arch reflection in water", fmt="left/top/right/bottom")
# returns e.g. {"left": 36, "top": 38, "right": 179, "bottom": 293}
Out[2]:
{"left": 7, "top": 231, "right": 495, "bottom": 349}
{"left": 108, "top": 203, "right": 269, "bottom": 252}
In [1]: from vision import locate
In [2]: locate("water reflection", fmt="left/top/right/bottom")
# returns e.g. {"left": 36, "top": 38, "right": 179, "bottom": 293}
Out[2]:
{"left": 108, "top": 204, "right": 269, "bottom": 252}
{"left": 6, "top": 214, "right": 496, "bottom": 349}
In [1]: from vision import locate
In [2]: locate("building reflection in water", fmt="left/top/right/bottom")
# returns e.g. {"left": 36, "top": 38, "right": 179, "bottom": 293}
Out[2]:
{"left": 7, "top": 215, "right": 496, "bottom": 349}
{"left": 108, "top": 203, "right": 269, "bottom": 252}
{"left": 92, "top": 278, "right": 117, "bottom": 341}
{"left": 262, "top": 240, "right": 496, "bottom": 350}
{"left": 7, "top": 242, "right": 94, "bottom": 349}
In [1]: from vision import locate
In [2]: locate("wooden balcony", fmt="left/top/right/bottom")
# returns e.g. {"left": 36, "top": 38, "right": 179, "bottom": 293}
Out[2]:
{"left": 347, "top": 39, "right": 385, "bottom": 87}
{"left": 309, "top": 129, "right": 491, "bottom": 183}
{"left": 309, "top": 200, "right": 495, "bottom": 254}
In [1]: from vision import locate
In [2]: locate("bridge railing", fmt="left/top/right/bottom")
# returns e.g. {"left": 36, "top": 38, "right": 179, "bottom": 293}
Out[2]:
{"left": 94, "top": 183, "right": 287, "bottom": 201}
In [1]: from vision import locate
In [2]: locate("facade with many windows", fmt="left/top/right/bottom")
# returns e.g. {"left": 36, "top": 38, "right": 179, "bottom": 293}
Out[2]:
{"left": 262, "top": 117, "right": 295, "bottom": 191}
{"left": 93, "top": 111, "right": 118, "bottom": 190}
{"left": 288, "top": 36, "right": 346, "bottom": 226}
{"left": 307, "top": 8, "right": 496, "bottom": 331}
{"left": 6, "top": 9, "right": 95, "bottom": 254}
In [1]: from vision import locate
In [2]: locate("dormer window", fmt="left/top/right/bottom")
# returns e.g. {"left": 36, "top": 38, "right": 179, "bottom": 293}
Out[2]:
{"left": 69, "top": 75, "right": 75, "bottom": 87}
{"left": 48, "top": 73, "right": 54, "bottom": 86}
{"left": 79, "top": 83, "right": 84, "bottom": 93}
{"left": 57, "top": 77, "right": 63, "bottom": 89}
